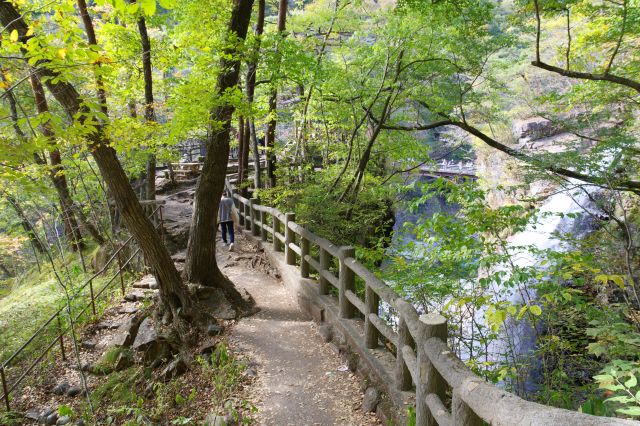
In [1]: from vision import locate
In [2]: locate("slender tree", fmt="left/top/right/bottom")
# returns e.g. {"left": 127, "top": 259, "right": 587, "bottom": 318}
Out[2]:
{"left": 183, "top": 0, "right": 255, "bottom": 308}
{"left": 264, "top": 0, "right": 288, "bottom": 187}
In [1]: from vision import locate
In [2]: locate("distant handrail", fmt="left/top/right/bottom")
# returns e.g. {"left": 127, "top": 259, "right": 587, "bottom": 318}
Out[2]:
{"left": 223, "top": 178, "right": 636, "bottom": 426}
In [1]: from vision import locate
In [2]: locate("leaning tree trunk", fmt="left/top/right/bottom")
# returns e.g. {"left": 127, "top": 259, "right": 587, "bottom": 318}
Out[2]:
{"left": 0, "top": 0, "right": 192, "bottom": 321}
{"left": 183, "top": 0, "right": 255, "bottom": 308}
{"left": 264, "top": 0, "right": 288, "bottom": 188}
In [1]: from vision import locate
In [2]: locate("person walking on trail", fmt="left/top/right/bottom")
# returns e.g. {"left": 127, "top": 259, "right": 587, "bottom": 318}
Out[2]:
{"left": 219, "top": 191, "right": 236, "bottom": 251}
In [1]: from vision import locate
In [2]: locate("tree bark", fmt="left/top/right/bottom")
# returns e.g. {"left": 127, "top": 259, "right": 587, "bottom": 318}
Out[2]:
{"left": 29, "top": 74, "right": 105, "bottom": 247}
{"left": 265, "top": 0, "right": 288, "bottom": 188}
{"left": 0, "top": 0, "right": 191, "bottom": 320}
{"left": 4, "top": 193, "right": 45, "bottom": 254}
{"left": 237, "top": 115, "right": 245, "bottom": 191}
{"left": 183, "top": 0, "right": 255, "bottom": 308}
{"left": 245, "top": 0, "right": 265, "bottom": 190}
{"left": 137, "top": 12, "right": 157, "bottom": 201}
{"left": 241, "top": 117, "right": 250, "bottom": 195}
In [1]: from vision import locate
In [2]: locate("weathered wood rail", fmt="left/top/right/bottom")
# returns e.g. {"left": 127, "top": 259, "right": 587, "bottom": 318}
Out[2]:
{"left": 225, "top": 179, "right": 634, "bottom": 426}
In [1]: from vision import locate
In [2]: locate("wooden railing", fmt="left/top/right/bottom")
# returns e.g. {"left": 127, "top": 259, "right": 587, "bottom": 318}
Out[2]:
{"left": 0, "top": 202, "right": 165, "bottom": 412}
{"left": 225, "top": 179, "right": 634, "bottom": 426}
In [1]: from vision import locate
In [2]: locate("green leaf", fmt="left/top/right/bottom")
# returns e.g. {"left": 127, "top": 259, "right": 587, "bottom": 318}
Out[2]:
{"left": 625, "top": 375, "right": 638, "bottom": 389}
{"left": 616, "top": 406, "right": 640, "bottom": 416}
{"left": 529, "top": 305, "right": 542, "bottom": 316}
{"left": 141, "top": 0, "right": 156, "bottom": 16}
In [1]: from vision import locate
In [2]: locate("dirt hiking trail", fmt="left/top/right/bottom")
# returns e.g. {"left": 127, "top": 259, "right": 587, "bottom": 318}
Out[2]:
{"left": 220, "top": 233, "right": 380, "bottom": 426}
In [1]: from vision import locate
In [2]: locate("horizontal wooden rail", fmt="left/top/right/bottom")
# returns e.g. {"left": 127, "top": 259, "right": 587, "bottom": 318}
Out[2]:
{"left": 344, "top": 290, "right": 366, "bottom": 315}
{"left": 368, "top": 313, "right": 398, "bottom": 347}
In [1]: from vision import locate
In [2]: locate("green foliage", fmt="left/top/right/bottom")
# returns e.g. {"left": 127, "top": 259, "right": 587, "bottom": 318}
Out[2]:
{"left": 594, "top": 360, "right": 640, "bottom": 418}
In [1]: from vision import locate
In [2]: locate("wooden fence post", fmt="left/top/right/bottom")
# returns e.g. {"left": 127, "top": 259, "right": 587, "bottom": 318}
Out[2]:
{"left": 284, "top": 213, "right": 296, "bottom": 265}
{"left": 338, "top": 246, "right": 355, "bottom": 318}
{"left": 418, "top": 313, "right": 448, "bottom": 426}
{"left": 234, "top": 189, "right": 244, "bottom": 227}
{"left": 260, "top": 210, "right": 268, "bottom": 241}
{"left": 364, "top": 284, "right": 380, "bottom": 349}
{"left": 452, "top": 390, "right": 482, "bottom": 426}
{"left": 300, "top": 236, "right": 310, "bottom": 278}
{"left": 395, "top": 316, "right": 413, "bottom": 391}
{"left": 250, "top": 198, "right": 260, "bottom": 236}
{"left": 273, "top": 215, "right": 282, "bottom": 252}
{"left": 1, "top": 367, "right": 9, "bottom": 411}
{"left": 319, "top": 247, "right": 330, "bottom": 295}
{"left": 244, "top": 201, "right": 251, "bottom": 231}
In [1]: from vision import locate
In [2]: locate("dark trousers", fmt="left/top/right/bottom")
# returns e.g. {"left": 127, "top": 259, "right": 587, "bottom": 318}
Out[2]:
{"left": 220, "top": 221, "right": 234, "bottom": 244}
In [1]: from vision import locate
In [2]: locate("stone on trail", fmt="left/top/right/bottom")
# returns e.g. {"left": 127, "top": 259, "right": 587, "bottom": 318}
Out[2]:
{"left": 206, "top": 324, "right": 224, "bottom": 336}
{"left": 159, "top": 356, "right": 188, "bottom": 382}
{"left": 362, "top": 387, "right": 380, "bottom": 413}
{"left": 66, "top": 385, "right": 82, "bottom": 397}
{"left": 132, "top": 317, "right": 157, "bottom": 350}
{"left": 45, "top": 412, "right": 58, "bottom": 425}
{"left": 132, "top": 317, "right": 175, "bottom": 364}
{"left": 109, "top": 312, "right": 146, "bottom": 348}
{"left": 52, "top": 382, "right": 70, "bottom": 395}
{"left": 124, "top": 289, "right": 156, "bottom": 302}
{"left": 204, "top": 413, "right": 237, "bottom": 426}
{"left": 56, "top": 416, "right": 71, "bottom": 425}
{"left": 133, "top": 274, "right": 157, "bottom": 289}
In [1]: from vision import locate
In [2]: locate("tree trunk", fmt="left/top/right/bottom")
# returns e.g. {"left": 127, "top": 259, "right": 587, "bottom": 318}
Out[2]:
{"left": 250, "top": 120, "right": 262, "bottom": 189}
{"left": 30, "top": 74, "right": 105, "bottom": 247}
{"left": 246, "top": 0, "right": 265, "bottom": 190}
{"left": 0, "top": 0, "right": 192, "bottom": 320}
{"left": 4, "top": 194, "right": 45, "bottom": 254}
{"left": 183, "top": 0, "right": 255, "bottom": 308}
{"left": 237, "top": 115, "right": 245, "bottom": 190}
{"left": 241, "top": 117, "right": 250, "bottom": 195}
{"left": 265, "top": 0, "right": 288, "bottom": 188}
{"left": 137, "top": 12, "right": 157, "bottom": 201}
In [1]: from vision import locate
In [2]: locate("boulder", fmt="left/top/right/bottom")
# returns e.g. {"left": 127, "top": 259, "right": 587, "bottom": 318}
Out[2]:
{"left": 132, "top": 317, "right": 157, "bottom": 350}
{"left": 512, "top": 117, "right": 562, "bottom": 142}
{"left": 132, "top": 317, "right": 175, "bottom": 364}
{"left": 109, "top": 313, "right": 146, "bottom": 348}
{"left": 362, "top": 387, "right": 380, "bottom": 412}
